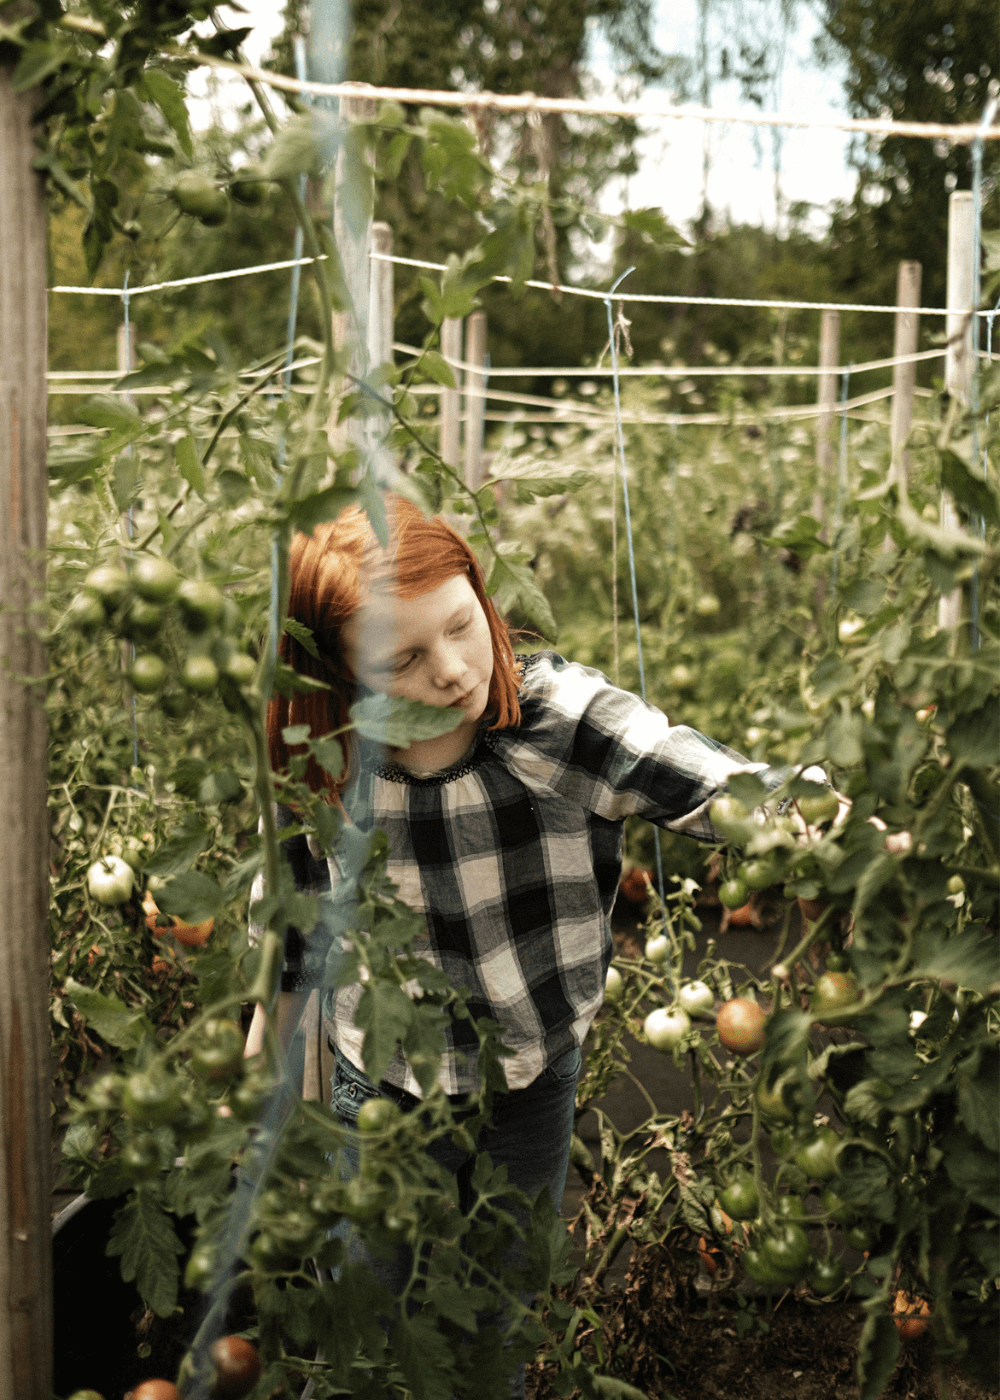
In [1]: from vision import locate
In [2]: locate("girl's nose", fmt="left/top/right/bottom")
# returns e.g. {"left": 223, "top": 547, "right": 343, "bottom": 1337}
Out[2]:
{"left": 431, "top": 644, "right": 466, "bottom": 690}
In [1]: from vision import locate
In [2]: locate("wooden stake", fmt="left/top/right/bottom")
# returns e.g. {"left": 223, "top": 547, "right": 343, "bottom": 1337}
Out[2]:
{"left": 813, "top": 310, "right": 839, "bottom": 524}
{"left": 439, "top": 317, "right": 462, "bottom": 467}
{"left": 463, "top": 311, "right": 488, "bottom": 492}
{"left": 368, "top": 222, "right": 394, "bottom": 374}
{"left": 940, "top": 191, "right": 975, "bottom": 631}
{"left": 0, "top": 69, "right": 52, "bottom": 1400}
{"left": 889, "top": 261, "right": 922, "bottom": 482}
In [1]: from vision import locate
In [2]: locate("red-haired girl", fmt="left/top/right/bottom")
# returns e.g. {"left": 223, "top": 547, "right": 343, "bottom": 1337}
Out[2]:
{"left": 254, "top": 494, "right": 787, "bottom": 1395}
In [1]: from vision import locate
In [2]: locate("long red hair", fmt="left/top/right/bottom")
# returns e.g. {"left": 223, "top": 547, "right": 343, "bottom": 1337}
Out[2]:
{"left": 267, "top": 495, "right": 522, "bottom": 796}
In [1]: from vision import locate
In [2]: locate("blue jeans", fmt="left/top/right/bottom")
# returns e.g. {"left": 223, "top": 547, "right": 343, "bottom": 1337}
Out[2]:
{"left": 329, "top": 1043, "right": 581, "bottom": 1399}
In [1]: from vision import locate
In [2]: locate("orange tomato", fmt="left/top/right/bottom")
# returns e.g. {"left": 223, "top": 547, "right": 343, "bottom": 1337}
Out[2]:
{"left": 727, "top": 901, "right": 755, "bottom": 927}
{"left": 143, "top": 890, "right": 213, "bottom": 947}
{"left": 893, "top": 1289, "right": 930, "bottom": 1340}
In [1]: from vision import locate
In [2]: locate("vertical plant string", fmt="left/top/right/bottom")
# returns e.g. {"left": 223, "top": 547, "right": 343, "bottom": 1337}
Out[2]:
{"left": 604, "top": 267, "right": 673, "bottom": 982}
{"left": 829, "top": 366, "right": 851, "bottom": 593}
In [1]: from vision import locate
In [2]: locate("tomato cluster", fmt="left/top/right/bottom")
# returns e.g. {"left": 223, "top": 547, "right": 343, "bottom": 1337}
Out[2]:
{"left": 170, "top": 167, "right": 274, "bottom": 227}
{"left": 67, "top": 556, "right": 256, "bottom": 713}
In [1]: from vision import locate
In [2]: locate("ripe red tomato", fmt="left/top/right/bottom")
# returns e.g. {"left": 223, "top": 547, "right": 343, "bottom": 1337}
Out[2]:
{"left": 128, "top": 1382, "right": 182, "bottom": 1400}
{"left": 893, "top": 1290, "right": 930, "bottom": 1340}
{"left": 210, "top": 1335, "right": 261, "bottom": 1400}
{"left": 143, "top": 890, "right": 213, "bottom": 947}
{"left": 716, "top": 998, "right": 766, "bottom": 1054}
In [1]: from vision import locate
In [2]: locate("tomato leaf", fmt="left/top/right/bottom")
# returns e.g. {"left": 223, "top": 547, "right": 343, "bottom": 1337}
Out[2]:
{"left": 144, "top": 815, "right": 210, "bottom": 877}
{"left": 354, "top": 980, "right": 416, "bottom": 1086}
{"left": 141, "top": 68, "right": 193, "bottom": 158}
{"left": 856, "top": 1308, "right": 901, "bottom": 1400}
{"left": 394, "top": 1312, "right": 460, "bottom": 1400}
{"left": 486, "top": 550, "right": 557, "bottom": 640}
{"left": 349, "top": 693, "right": 465, "bottom": 747}
{"left": 909, "top": 924, "right": 1000, "bottom": 995}
{"left": 107, "top": 1188, "right": 184, "bottom": 1318}
{"left": 155, "top": 871, "right": 224, "bottom": 924}
{"left": 174, "top": 434, "right": 204, "bottom": 496}
{"left": 283, "top": 617, "right": 321, "bottom": 660}
{"left": 63, "top": 978, "right": 153, "bottom": 1050}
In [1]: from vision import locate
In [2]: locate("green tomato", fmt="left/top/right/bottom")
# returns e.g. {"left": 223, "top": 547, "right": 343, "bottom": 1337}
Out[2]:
{"left": 845, "top": 1224, "right": 873, "bottom": 1253}
{"left": 677, "top": 980, "right": 715, "bottom": 1015}
{"left": 604, "top": 966, "right": 624, "bottom": 1002}
{"left": 132, "top": 555, "right": 179, "bottom": 603}
{"left": 709, "top": 797, "right": 753, "bottom": 843}
{"left": 182, "top": 655, "right": 219, "bottom": 694}
{"left": 121, "top": 1136, "right": 162, "bottom": 1182}
{"left": 769, "top": 1127, "right": 795, "bottom": 1158}
{"left": 798, "top": 791, "right": 839, "bottom": 825}
{"left": 644, "top": 933, "right": 669, "bottom": 964}
{"left": 810, "top": 972, "right": 861, "bottom": 1017}
{"left": 185, "top": 1243, "right": 217, "bottom": 1291}
{"left": 309, "top": 1179, "right": 346, "bottom": 1225}
{"left": 84, "top": 563, "right": 130, "bottom": 612}
{"left": 758, "top": 1221, "right": 811, "bottom": 1279}
{"left": 177, "top": 579, "right": 225, "bottom": 632}
{"left": 775, "top": 1194, "right": 809, "bottom": 1225}
{"left": 345, "top": 1175, "right": 387, "bottom": 1225}
{"left": 356, "top": 1096, "right": 401, "bottom": 1134}
{"left": 694, "top": 592, "right": 721, "bottom": 616}
{"left": 229, "top": 166, "right": 271, "bottom": 205}
{"left": 808, "top": 1255, "right": 846, "bottom": 1296}
{"left": 67, "top": 591, "right": 106, "bottom": 634}
{"left": 229, "top": 1070, "right": 273, "bottom": 1122}
{"left": 643, "top": 1006, "right": 691, "bottom": 1051}
{"left": 717, "top": 1174, "right": 759, "bottom": 1221}
{"left": 223, "top": 652, "right": 257, "bottom": 686}
{"left": 820, "top": 1188, "right": 856, "bottom": 1225}
{"left": 946, "top": 873, "right": 965, "bottom": 895}
{"left": 190, "top": 1018, "right": 245, "bottom": 1083}
{"left": 122, "top": 1070, "right": 181, "bottom": 1126}
{"left": 755, "top": 1076, "right": 794, "bottom": 1123}
{"left": 86, "top": 855, "right": 134, "bottom": 905}
{"left": 172, "top": 171, "right": 228, "bottom": 225}
{"left": 130, "top": 654, "right": 167, "bottom": 694}
{"left": 718, "top": 877, "right": 749, "bottom": 909}
{"left": 742, "top": 1245, "right": 796, "bottom": 1289}
{"left": 87, "top": 1072, "right": 125, "bottom": 1115}
{"left": 793, "top": 1127, "right": 841, "bottom": 1181}
{"left": 740, "top": 857, "right": 781, "bottom": 892}
{"left": 120, "top": 598, "right": 164, "bottom": 642}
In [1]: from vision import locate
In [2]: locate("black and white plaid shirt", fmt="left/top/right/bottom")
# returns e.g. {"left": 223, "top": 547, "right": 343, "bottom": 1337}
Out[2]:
{"left": 281, "top": 651, "right": 784, "bottom": 1096}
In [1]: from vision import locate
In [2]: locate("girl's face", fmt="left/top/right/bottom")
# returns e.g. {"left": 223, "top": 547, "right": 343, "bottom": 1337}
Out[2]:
{"left": 343, "top": 572, "right": 495, "bottom": 770}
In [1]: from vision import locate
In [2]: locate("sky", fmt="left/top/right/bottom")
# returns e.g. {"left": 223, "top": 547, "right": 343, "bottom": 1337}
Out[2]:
{"left": 196, "top": 0, "right": 858, "bottom": 237}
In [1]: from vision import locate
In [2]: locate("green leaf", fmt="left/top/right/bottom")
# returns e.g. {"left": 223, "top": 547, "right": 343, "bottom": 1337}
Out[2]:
{"left": 272, "top": 662, "right": 330, "bottom": 698}
{"left": 197, "top": 767, "right": 243, "bottom": 805}
{"left": 940, "top": 447, "right": 997, "bottom": 521}
{"left": 947, "top": 697, "right": 999, "bottom": 767}
{"left": 12, "top": 39, "right": 70, "bottom": 91}
{"left": 824, "top": 708, "right": 864, "bottom": 767}
{"left": 764, "top": 515, "right": 830, "bottom": 560}
{"left": 349, "top": 693, "right": 465, "bottom": 747}
{"left": 144, "top": 815, "right": 210, "bottom": 878}
{"left": 910, "top": 925, "right": 999, "bottom": 995}
{"left": 111, "top": 451, "right": 141, "bottom": 512}
{"left": 310, "top": 738, "right": 345, "bottom": 780}
{"left": 63, "top": 978, "right": 153, "bottom": 1051}
{"left": 142, "top": 69, "right": 193, "bottom": 158}
{"left": 840, "top": 579, "right": 885, "bottom": 617}
{"left": 282, "top": 724, "right": 311, "bottom": 745}
{"left": 486, "top": 552, "right": 557, "bottom": 639}
{"left": 943, "top": 1126, "right": 1000, "bottom": 1212}
{"left": 618, "top": 207, "right": 685, "bottom": 248}
{"left": 285, "top": 485, "right": 358, "bottom": 535}
{"left": 261, "top": 114, "right": 321, "bottom": 181}
{"left": 486, "top": 457, "right": 593, "bottom": 502}
{"left": 155, "top": 871, "right": 224, "bottom": 924}
{"left": 394, "top": 1312, "right": 459, "bottom": 1400}
{"left": 174, "top": 435, "right": 204, "bottom": 495}
{"left": 107, "top": 1189, "right": 184, "bottom": 1318}
{"left": 593, "top": 1379, "right": 653, "bottom": 1400}
{"left": 284, "top": 617, "right": 321, "bottom": 660}
{"left": 726, "top": 772, "right": 769, "bottom": 808}
{"left": 956, "top": 1050, "right": 1000, "bottom": 1153}
{"left": 78, "top": 395, "right": 140, "bottom": 431}
{"left": 420, "top": 350, "right": 456, "bottom": 388}
{"left": 354, "top": 980, "right": 415, "bottom": 1086}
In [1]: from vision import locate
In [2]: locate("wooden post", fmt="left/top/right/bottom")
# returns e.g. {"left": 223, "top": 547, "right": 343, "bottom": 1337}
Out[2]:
{"left": 368, "top": 222, "right": 394, "bottom": 374}
{"left": 940, "top": 191, "right": 975, "bottom": 631}
{"left": 463, "top": 311, "right": 488, "bottom": 492}
{"left": 889, "top": 261, "right": 922, "bottom": 482}
{"left": 813, "top": 310, "right": 839, "bottom": 524}
{"left": 0, "top": 66, "right": 52, "bottom": 1400}
{"left": 439, "top": 317, "right": 462, "bottom": 467}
